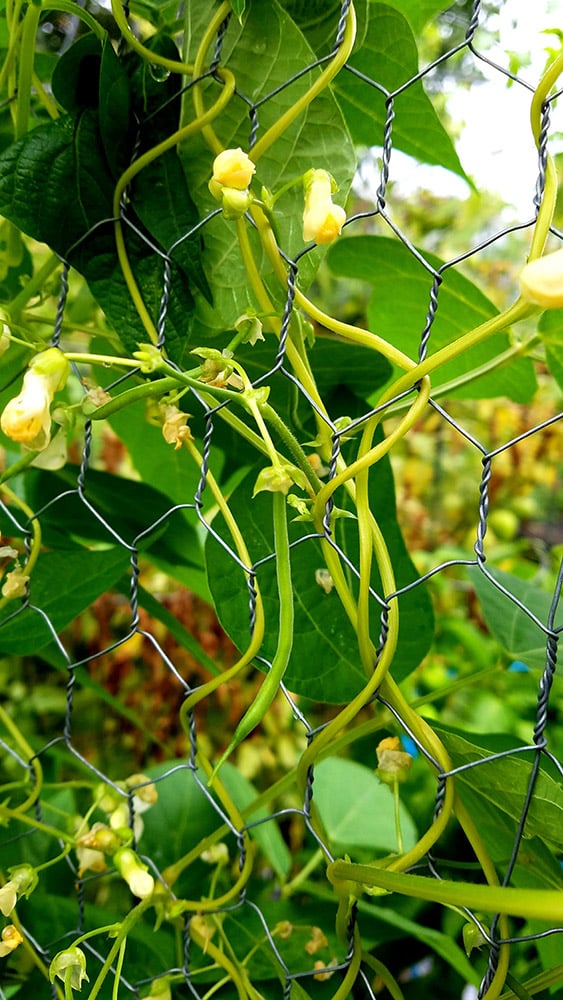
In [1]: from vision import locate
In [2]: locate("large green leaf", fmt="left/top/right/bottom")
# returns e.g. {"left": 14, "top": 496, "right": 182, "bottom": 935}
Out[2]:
{"left": 328, "top": 235, "right": 537, "bottom": 401}
{"left": 24, "top": 465, "right": 204, "bottom": 582}
{"left": 313, "top": 757, "right": 417, "bottom": 853}
{"left": 381, "top": 0, "right": 455, "bottom": 33}
{"left": 467, "top": 565, "right": 561, "bottom": 671}
{"left": 206, "top": 429, "right": 433, "bottom": 703}
{"left": 0, "top": 546, "right": 130, "bottom": 654}
{"left": 180, "top": 0, "right": 356, "bottom": 335}
{"left": 435, "top": 725, "right": 563, "bottom": 851}
{"left": 333, "top": 4, "right": 468, "bottom": 180}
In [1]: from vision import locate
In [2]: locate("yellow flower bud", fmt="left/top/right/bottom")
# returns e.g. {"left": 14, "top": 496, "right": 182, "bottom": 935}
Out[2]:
{"left": 302, "top": 168, "right": 346, "bottom": 244}
{"left": 520, "top": 248, "right": 563, "bottom": 308}
{"left": 211, "top": 147, "right": 256, "bottom": 191}
{"left": 114, "top": 848, "right": 154, "bottom": 899}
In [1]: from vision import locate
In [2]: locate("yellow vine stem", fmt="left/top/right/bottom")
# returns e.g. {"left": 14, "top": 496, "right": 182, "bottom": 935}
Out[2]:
{"left": 84, "top": 898, "right": 154, "bottom": 1000}
{"left": 454, "top": 795, "right": 511, "bottom": 1000}
{"left": 179, "top": 439, "right": 265, "bottom": 739}
{"left": 0, "top": 703, "right": 43, "bottom": 813}
{"left": 191, "top": 2, "right": 232, "bottom": 156}
{"left": 189, "top": 921, "right": 248, "bottom": 1000}
{"left": 242, "top": 209, "right": 455, "bottom": 862}
{"left": 528, "top": 49, "right": 563, "bottom": 262}
{"left": 330, "top": 923, "right": 363, "bottom": 1000}
{"left": 0, "top": 484, "right": 41, "bottom": 613}
{"left": 112, "top": 69, "right": 236, "bottom": 344}
{"left": 110, "top": 0, "right": 193, "bottom": 75}
{"left": 251, "top": 2, "right": 357, "bottom": 163}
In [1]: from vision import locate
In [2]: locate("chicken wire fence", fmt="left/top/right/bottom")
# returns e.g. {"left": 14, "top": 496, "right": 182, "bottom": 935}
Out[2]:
{"left": 0, "top": 1, "right": 562, "bottom": 998}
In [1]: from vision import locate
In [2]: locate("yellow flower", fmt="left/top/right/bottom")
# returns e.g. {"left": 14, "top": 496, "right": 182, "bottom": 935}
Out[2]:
{"left": 75, "top": 822, "right": 120, "bottom": 876}
{"left": 520, "top": 248, "right": 563, "bottom": 308}
{"left": 0, "top": 347, "right": 70, "bottom": 451}
{"left": 302, "top": 168, "right": 346, "bottom": 245}
{"left": 0, "top": 925, "right": 23, "bottom": 957}
{"left": 304, "top": 926, "right": 328, "bottom": 956}
{"left": 211, "top": 147, "right": 256, "bottom": 191}
{"left": 161, "top": 405, "right": 193, "bottom": 450}
{"left": 1, "top": 568, "right": 29, "bottom": 599}
{"left": 313, "top": 958, "right": 338, "bottom": 981}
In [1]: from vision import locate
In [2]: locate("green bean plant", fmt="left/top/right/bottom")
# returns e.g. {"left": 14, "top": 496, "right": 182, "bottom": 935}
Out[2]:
{"left": 0, "top": 1, "right": 562, "bottom": 998}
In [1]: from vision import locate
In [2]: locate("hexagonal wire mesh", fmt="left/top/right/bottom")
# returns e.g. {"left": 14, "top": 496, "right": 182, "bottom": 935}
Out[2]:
{"left": 0, "top": 1, "right": 562, "bottom": 998}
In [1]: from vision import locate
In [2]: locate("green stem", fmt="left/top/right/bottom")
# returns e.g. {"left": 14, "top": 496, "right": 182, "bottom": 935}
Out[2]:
{"left": 112, "top": 938, "right": 127, "bottom": 1000}
{"left": 111, "top": 0, "right": 194, "bottom": 74}
{"left": 361, "top": 952, "right": 405, "bottom": 1000}
{"left": 0, "top": 449, "right": 38, "bottom": 485}
{"left": 83, "top": 376, "right": 183, "bottom": 420}
{"left": 15, "top": 1, "right": 40, "bottom": 140}
{"left": 282, "top": 847, "right": 324, "bottom": 897}
{"left": 327, "top": 860, "right": 563, "bottom": 921}
{"left": 261, "top": 400, "right": 322, "bottom": 493}
{"left": 41, "top": 0, "right": 106, "bottom": 40}
{"left": 384, "top": 334, "right": 541, "bottom": 416}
